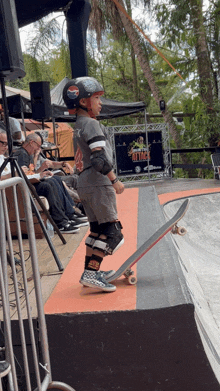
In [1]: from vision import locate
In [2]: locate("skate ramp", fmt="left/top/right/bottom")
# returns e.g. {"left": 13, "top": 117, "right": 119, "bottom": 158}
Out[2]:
{"left": 44, "top": 187, "right": 220, "bottom": 390}
{"left": 164, "top": 193, "right": 220, "bottom": 384}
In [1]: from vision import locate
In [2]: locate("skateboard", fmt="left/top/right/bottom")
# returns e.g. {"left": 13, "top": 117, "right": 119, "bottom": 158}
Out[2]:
{"left": 106, "top": 198, "right": 189, "bottom": 285}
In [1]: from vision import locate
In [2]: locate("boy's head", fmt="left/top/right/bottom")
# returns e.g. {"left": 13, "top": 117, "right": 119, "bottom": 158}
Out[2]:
{"left": 63, "top": 77, "right": 104, "bottom": 118}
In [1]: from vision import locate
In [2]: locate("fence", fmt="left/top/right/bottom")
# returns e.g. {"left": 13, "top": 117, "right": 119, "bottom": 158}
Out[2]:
{"left": 171, "top": 147, "right": 215, "bottom": 173}
{"left": 58, "top": 140, "right": 217, "bottom": 179}
{"left": 0, "top": 177, "right": 75, "bottom": 391}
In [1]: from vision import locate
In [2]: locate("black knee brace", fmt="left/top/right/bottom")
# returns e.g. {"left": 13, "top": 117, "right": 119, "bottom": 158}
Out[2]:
{"left": 90, "top": 221, "right": 100, "bottom": 234}
{"left": 85, "top": 221, "right": 100, "bottom": 248}
{"left": 93, "top": 221, "right": 124, "bottom": 255}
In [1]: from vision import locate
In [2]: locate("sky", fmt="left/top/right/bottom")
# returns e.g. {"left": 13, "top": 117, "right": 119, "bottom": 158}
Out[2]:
{"left": 19, "top": 13, "right": 66, "bottom": 53}
{"left": 18, "top": 6, "right": 157, "bottom": 53}
{"left": 18, "top": 0, "right": 210, "bottom": 53}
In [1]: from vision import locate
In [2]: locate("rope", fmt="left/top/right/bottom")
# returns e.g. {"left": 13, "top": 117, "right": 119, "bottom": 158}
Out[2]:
{"left": 111, "top": 0, "right": 188, "bottom": 86}
{"left": 111, "top": 0, "right": 216, "bottom": 112}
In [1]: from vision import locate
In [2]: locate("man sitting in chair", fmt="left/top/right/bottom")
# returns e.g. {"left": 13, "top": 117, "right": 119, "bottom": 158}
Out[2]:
{"left": 0, "top": 108, "right": 25, "bottom": 149}
{"left": 13, "top": 133, "right": 89, "bottom": 233}
{"left": 0, "top": 129, "right": 11, "bottom": 180}
{"left": 0, "top": 131, "right": 85, "bottom": 234}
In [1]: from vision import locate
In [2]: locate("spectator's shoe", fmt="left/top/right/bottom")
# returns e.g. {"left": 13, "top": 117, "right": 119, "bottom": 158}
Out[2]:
{"left": 73, "top": 210, "right": 88, "bottom": 221}
{"left": 57, "top": 222, "right": 80, "bottom": 234}
{"left": 0, "top": 361, "right": 11, "bottom": 377}
{"left": 100, "top": 270, "right": 116, "bottom": 279}
{"left": 69, "top": 216, "right": 89, "bottom": 228}
{"left": 79, "top": 270, "right": 116, "bottom": 292}
{"left": 76, "top": 202, "right": 86, "bottom": 216}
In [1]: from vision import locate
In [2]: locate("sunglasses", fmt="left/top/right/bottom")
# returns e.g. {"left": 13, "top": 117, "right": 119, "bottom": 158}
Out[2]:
{"left": 0, "top": 140, "right": 8, "bottom": 146}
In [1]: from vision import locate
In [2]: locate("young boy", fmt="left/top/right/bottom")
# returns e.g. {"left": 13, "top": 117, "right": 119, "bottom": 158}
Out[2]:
{"left": 63, "top": 77, "right": 125, "bottom": 292}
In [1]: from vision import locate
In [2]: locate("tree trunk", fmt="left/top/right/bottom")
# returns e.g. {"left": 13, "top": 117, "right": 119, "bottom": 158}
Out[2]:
{"left": 115, "top": 0, "right": 183, "bottom": 148}
{"left": 189, "top": 0, "right": 219, "bottom": 146}
{"left": 189, "top": 0, "right": 214, "bottom": 108}
{"left": 125, "top": 0, "right": 139, "bottom": 101}
{"left": 131, "top": 46, "right": 139, "bottom": 101}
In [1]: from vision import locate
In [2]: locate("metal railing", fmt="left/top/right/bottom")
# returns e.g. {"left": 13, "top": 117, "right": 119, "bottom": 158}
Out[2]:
{"left": 0, "top": 177, "right": 75, "bottom": 391}
{"left": 171, "top": 147, "right": 215, "bottom": 172}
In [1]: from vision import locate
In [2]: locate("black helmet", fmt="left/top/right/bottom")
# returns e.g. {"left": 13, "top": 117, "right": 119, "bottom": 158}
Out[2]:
{"left": 63, "top": 77, "right": 104, "bottom": 109}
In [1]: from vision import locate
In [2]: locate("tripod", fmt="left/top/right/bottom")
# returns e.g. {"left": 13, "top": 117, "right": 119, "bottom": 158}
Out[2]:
{"left": 0, "top": 75, "right": 66, "bottom": 271}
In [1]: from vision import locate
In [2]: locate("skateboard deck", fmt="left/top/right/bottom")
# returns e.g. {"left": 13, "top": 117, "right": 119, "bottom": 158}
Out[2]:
{"left": 106, "top": 198, "right": 189, "bottom": 284}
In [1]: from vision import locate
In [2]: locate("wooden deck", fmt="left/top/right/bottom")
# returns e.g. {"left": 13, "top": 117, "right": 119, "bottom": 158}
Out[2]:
{"left": 6, "top": 225, "right": 88, "bottom": 319}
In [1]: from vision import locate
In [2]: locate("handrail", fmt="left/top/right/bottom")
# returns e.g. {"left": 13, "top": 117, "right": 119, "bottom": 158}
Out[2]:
{"left": 170, "top": 147, "right": 216, "bottom": 173}
{"left": 0, "top": 177, "right": 76, "bottom": 391}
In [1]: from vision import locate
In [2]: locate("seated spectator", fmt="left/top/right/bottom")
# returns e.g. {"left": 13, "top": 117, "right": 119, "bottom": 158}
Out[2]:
{"left": 0, "top": 108, "right": 25, "bottom": 148}
{"left": 0, "top": 129, "right": 11, "bottom": 179}
{"left": 33, "top": 141, "right": 86, "bottom": 215}
{"left": 12, "top": 133, "right": 88, "bottom": 233}
{"left": 9, "top": 117, "right": 25, "bottom": 148}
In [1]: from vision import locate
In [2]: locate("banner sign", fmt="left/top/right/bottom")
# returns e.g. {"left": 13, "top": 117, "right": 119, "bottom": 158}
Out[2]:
{"left": 114, "top": 131, "right": 164, "bottom": 176}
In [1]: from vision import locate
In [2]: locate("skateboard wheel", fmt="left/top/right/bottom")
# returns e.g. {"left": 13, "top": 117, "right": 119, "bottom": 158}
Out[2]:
{"left": 177, "top": 226, "right": 187, "bottom": 236}
{"left": 128, "top": 275, "right": 137, "bottom": 285}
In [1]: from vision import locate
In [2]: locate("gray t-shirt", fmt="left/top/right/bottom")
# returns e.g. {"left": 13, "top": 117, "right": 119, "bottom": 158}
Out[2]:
{"left": 74, "top": 116, "right": 113, "bottom": 188}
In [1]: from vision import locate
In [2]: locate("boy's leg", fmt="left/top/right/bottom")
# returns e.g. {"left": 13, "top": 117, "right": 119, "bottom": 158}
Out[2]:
{"left": 80, "top": 222, "right": 116, "bottom": 292}
{"left": 77, "top": 187, "right": 123, "bottom": 292}
{"left": 92, "top": 221, "right": 124, "bottom": 256}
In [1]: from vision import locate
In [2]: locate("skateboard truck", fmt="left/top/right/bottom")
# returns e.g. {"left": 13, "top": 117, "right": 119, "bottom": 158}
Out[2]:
{"left": 171, "top": 224, "right": 187, "bottom": 236}
{"left": 123, "top": 269, "right": 137, "bottom": 285}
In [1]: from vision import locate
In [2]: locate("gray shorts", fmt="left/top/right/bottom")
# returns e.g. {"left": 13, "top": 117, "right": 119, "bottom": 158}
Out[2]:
{"left": 77, "top": 185, "right": 118, "bottom": 224}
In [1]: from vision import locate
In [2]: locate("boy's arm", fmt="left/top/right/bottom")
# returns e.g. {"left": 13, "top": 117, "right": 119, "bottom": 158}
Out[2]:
{"left": 91, "top": 147, "right": 124, "bottom": 194}
{"left": 107, "top": 170, "right": 124, "bottom": 194}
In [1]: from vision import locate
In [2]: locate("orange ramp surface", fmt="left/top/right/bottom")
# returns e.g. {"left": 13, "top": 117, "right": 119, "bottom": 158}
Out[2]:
{"left": 44, "top": 187, "right": 139, "bottom": 314}
{"left": 45, "top": 185, "right": 220, "bottom": 315}
{"left": 158, "top": 187, "right": 220, "bottom": 204}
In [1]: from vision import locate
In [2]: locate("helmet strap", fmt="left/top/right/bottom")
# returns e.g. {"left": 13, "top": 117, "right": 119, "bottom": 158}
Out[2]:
{"left": 68, "top": 108, "right": 77, "bottom": 115}
{"left": 87, "top": 98, "right": 96, "bottom": 119}
{"left": 79, "top": 105, "right": 88, "bottom": 112}
{"left": 80, "top": 97, "right": 96, "bottom": 119}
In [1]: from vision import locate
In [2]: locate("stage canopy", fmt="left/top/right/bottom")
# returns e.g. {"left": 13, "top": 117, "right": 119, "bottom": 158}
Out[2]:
{"left": 1, "top": 78, "right": 146, "bottom": 121}
{"left": 15, "top": 0, "right": 71, "bottom": 28}
{"left": 51, "top": 77, "right": 146, "bottom": 121}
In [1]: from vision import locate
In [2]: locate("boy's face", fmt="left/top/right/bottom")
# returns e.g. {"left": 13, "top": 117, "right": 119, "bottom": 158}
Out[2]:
{"left": 81, "top": 95, "right": 102, "bottom": 117}
{"left": 90, "top": 95, "right": 102, "bottom": 116}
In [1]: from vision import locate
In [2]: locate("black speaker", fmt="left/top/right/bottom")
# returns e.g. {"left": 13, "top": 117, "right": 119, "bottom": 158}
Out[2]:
{"left": 0, "top": 0, "right": 25, "bottom": 80}
{"left": 7, "top": 94, "right": 22, "bottom": 116}
{"left": 30, "top": 81, "right": 52, "bottom": 120}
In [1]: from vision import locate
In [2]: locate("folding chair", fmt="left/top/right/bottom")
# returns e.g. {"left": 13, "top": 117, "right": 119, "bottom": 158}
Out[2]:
{"left": 211, "top": 153, "right": 220, "bottom": 179}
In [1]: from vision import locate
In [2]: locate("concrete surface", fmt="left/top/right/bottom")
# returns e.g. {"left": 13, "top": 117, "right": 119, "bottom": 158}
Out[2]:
{"left": 164, "top": 193, "right": 220, "bottom": 384}
{"left": 136, "top": 186, "right": 191, "bottom": 310}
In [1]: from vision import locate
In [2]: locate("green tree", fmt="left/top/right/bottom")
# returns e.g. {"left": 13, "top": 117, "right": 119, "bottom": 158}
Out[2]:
{"left": 154, "top": 0, "right": 220, "bottom": 146}
{"left": 93, "top": 35, "right": 151, "bottom": 103}
{"left": 89, "top": 0, "right": 184, "bottom": 149}
{"left": 49, "top": 40, "right": 72, "bottom": 84}
{"left": 7, "top": 53, "right": 55, "bottom": 90}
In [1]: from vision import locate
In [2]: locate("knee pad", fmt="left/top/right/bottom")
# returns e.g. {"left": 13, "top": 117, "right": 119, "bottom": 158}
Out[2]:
{"left": 85, "top": 234, "right": 96, "bottom": 248}
{"left": 85, "top": 221, "right": 100, "bottom": 248}
{"left": 93, "top": 221, "right": 124, "bottom": 255}
{"left": 90, "top": 221, "right": 100, "bottom": 234}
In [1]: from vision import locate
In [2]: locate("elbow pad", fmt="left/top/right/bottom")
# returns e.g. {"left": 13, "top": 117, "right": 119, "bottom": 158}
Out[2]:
{"left": 90, "top": 150, "right": 112, "bottom": 175}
